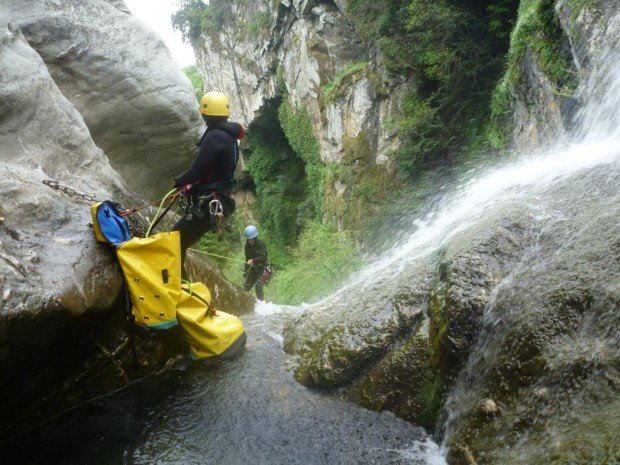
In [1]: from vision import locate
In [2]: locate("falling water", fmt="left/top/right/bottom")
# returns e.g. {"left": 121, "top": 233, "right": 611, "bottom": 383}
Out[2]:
{"left": 304, "top": 29, "right": 620, "bottom": 307}
{"left": 267, "top": 13, "right": 620, "bottom": 464}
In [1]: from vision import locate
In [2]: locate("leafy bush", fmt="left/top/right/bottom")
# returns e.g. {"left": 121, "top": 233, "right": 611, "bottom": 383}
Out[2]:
{"left": 489, "top": 0, "right": 577, "bottom": 143}
{"left": 346, "top": 0, "right": 519, "bottom": 174}
{"left": 172, "top": 0, "right": 231, "bottom": 45}
{"left": 268, "top": 221, "right": 363, "bottom": 305}
{"left": 183, "top": 65, "right": 203, "bottom": 101}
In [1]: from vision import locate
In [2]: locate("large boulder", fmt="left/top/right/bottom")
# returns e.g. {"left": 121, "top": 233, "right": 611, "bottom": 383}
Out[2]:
{"left": 284, "top": 161, "right": 620, "bottom": 465}
{"left": 0, "top": 23, "right": 148, "bottom": 439}
{"left": 0, "top": 22, "right": 252, "bottom": 441}
{"left": 0, "top": 0, "right": 203, "bottom": 198}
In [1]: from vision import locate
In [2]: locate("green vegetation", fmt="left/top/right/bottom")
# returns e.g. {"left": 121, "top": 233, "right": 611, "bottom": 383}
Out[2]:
{"left": 321, "top": 62, "right": 368, "bottom": 103}
{"left": 277, "top": 100, "right": 324, "bottom": 222}
{"left": 325, "top": 131, "right": 392, "bottom": 233}
{"left": 346, "top": 0, "right": 520, "bottom": 175}
{"left": 237, "top": 10, "right": 272, "bottom": 41}
{"left": 172, "top": 0, "right": 230, "bottom": 45}
{"left": 489, "top": 0, "right": 576, "bottom": 145}
{"left": 183, "top": 65, "right": 203, "bottom": 101}
{"left": 170, "top": 0, "right": 579, "bottom": 307}
{"left": 173, "top": 0, "right": 270, "bottom": 46}
{"left": 244, "top": 103, "right": 308, "bottom": 246}
{"left": 268, "top": 221, "right": 363, "bottom": 305}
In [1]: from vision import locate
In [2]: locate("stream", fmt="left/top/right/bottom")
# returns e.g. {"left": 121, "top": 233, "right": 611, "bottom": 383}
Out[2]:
{"left": 4, "top": 306, "right": 447, "bottom": 465}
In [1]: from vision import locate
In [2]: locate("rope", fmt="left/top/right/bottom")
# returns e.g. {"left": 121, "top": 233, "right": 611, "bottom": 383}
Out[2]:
{"left": 161, "top": 204, "right": 182, "bottom": 232}
{"left": 187, "top": 248, "right": 246, "bottom": 263}
{"left": 146, "top": 188, "right": 179, "bottom": 237}
{"left": 119, "top": 198, "right": 167, "bottom": 217}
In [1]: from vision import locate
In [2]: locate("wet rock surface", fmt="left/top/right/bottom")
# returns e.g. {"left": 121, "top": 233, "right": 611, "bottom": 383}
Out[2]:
{"left": 283, "top": 260, "right": 433, "bottom": 389}
{"left": 443, "top": 165, "right": 620, "bottom": 465}
{"left": 284, "top": 163, "right": 620, "bottom": 464}
{"left": 0, "top": 18, "right": 249, "bottom": 440}
{"left": 508, "top": 0, "right": 617, "bottom": 151}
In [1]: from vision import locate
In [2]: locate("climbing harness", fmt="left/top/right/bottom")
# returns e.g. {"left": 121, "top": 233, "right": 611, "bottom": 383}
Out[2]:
{"left": 257, "top": 265, "right": 274, "bottom": 286}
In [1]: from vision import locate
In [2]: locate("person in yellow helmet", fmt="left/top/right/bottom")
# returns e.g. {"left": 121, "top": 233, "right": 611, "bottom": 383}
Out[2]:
{"left": 172, "top": 91, "right": 246, "bottom": 261}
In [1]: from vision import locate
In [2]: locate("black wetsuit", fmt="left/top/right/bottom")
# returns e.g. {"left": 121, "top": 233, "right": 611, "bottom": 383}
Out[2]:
{"left": 243, "top": 238, "right": 268, "bottom": 301}
{"left": 172, "top": 121, "right": 245, "bottom": 260}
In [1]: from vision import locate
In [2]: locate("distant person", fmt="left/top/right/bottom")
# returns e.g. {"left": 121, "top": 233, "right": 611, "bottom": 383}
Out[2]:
{"left": 243, "top": 225, "right": 269, "bottom": 301}
{"left": 172, "top": 91, "right": 245, "bottom": 262}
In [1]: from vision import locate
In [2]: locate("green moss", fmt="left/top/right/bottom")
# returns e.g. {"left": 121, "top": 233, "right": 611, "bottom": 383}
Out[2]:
{"left": 415, "top": 364, "right": 443, "bottom": 429}
{"left": 324, "top": 131, "right": 393, "bottom": 232}
{"left": 488, "top": 0, "right": 577, "bottom": 145}
{"left": 321, "top": 62, "right": 369, "bottom": 103}
{"left": 428, "top": 269, "right": 451, "bottom": 367}
{"left": 277, "top": 100, "right": 324, "bottom": 222}
{"left": 269, "top": 220, "right": 363, "bottom": 305}
{"left": 567, "top": 0, "right": 596, "bottom": 20}
{"left": 182, "top": 65, "right": 203, "bottom": 102}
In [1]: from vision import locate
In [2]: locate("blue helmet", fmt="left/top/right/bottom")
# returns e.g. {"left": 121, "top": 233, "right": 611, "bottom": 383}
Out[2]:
{"left": 244, "top": 225, "right": 258, "bottom": 239}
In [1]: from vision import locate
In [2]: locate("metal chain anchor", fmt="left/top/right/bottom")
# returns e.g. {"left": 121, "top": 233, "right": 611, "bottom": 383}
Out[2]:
{"left": 42, "top": 179, "right": 148, "bottom": 236}
{"left": 42, "top": 179, "right": 99, "bottom": 204}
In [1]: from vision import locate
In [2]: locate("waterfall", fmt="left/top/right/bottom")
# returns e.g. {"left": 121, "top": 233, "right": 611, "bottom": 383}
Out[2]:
{"left": 298, "top": 16, "right": 620, "bottom": 306}
{"left": 262, "top": 9, "right": 620, "bottom": 464}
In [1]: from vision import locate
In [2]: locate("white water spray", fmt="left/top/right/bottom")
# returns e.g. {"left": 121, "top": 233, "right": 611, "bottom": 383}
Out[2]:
{"left": 269, "top": 39, "right": 620, "bottom": 311}
{"left": 252, "top": 12, "right": 620, "bottom": 465}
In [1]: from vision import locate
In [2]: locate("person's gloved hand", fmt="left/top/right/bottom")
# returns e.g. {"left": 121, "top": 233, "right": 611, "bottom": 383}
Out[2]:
{"left": 180, "top": 184, "right": 193, "bottom": 195}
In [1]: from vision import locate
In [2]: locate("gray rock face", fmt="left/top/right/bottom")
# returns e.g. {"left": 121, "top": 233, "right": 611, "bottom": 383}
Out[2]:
{"left": 0, "top": 10, "right": 252, "bottom": 439}
{"left": 0, "top": 23, "right": 144, "bottom": 438}
{"left": 194, "top": 0, "right": 403, "bottom": 168}
{"left": 509, "top": 0, "right": 618, "bottom": 151}
{"left": 1, "top": 0, "right": 203, "bottom": 199}
{"left": 443, "top": 165, "right": 620, "bottom": 465}
{"left": 0, "top": 24, "right": 128, "bottom": 320}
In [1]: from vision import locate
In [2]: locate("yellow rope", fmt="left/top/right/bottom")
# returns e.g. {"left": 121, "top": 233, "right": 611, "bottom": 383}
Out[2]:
{"left": 187, "top": 248, "right": 246, "bottom": 263}
{"left": 145, "top": 188, "right": 179, "bottom": 237}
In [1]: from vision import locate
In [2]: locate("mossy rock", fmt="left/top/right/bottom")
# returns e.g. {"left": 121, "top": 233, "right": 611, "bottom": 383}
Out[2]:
{"left": 348, "top": 319, "right": 444, "bottom": 431}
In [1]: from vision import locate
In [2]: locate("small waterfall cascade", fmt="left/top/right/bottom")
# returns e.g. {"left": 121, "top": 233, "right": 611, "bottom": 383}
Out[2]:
{"left": 271, "top": 9, "right": 619, "bottom": 464}
{"left": 437, "top": 40, "right": 620, "bottom": 452}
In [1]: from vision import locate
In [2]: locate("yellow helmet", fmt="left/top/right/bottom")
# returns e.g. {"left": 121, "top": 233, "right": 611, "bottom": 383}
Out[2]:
{"left": 200, "top": 91, "right": 230, "bottom": 116}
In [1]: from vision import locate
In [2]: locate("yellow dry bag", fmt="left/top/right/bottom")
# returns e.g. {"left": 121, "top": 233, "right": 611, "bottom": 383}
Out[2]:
{"left": 177, "top": 282, "right": 246, "bottom": 360}
{"left": 116, "top": 232, "right": 182, "bottom": 329}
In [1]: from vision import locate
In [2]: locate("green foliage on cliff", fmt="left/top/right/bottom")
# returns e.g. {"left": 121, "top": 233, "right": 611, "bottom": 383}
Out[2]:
{"left": 183, "top": 65, "right": 203, "bottom": 101}
{"left": 245, "top": 120, "right": 307, "bottom": 247}
{"left": 277, "top": 100, "right": 324, "bottom": 222}
{"left": 321, "top": 62, "right": 369, "bottom": 103}
{"left": 489, "top": 0, "right": 577, "bottom": 145}
{"left": 268, "top": 221, "right": 363, "bottom": 305}
{"left": 172, "top": 0, "right": 219, "bottom": 45}
{"left": 346, "top": 0, "right": 519, "bottom": 174}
